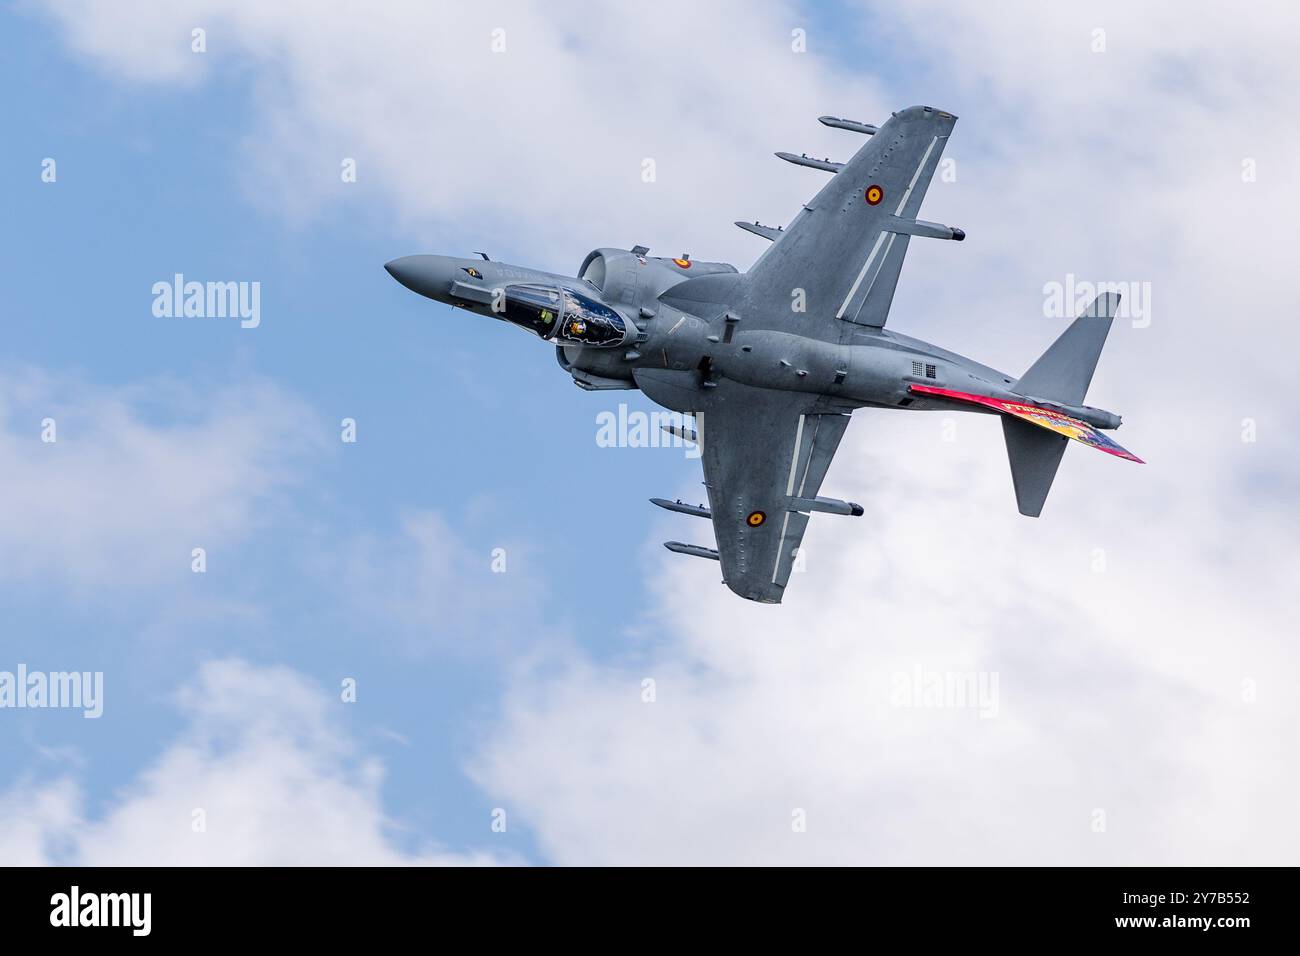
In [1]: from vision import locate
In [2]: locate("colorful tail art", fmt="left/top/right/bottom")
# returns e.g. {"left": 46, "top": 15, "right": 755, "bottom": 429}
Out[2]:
{"left": 909, "top": 384, "right": 1143, "bottom": 463}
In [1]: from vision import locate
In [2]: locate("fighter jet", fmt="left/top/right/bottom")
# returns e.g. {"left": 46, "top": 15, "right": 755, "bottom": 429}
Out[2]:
{"left": 386, "top": 105, "right": 1141, "bottom": 604}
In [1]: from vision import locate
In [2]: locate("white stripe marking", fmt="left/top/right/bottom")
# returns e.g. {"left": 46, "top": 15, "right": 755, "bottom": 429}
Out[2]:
{"left": 774, "top": 414, "right": 808, "bottom": 583}
{"left": 836, "top": 231, "right": 888, "bottom": 319}
{"left": 837, "top": 135, "right": 940, "bottom": 321}
{"left": 796, "top": 417, "right": 820, "bottom": 497}
{"left": 852, "top": 232, "right": 897, "bottom": 321}
{"left": 771, "top": 512, "right": 792, "bottom": 584}
{"left": 784, "top": 414, "right": 806, "bottom": 496}
{"left": 893, "top": 135, "right": 939, "bottom": 216}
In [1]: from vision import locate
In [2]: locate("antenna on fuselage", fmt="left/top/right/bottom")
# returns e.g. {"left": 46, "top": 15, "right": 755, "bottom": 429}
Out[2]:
{"left": 474, "top": 251, "right": 490, "bottom": 261}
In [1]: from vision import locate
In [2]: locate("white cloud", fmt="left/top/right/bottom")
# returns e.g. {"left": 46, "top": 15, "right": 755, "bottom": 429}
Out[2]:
{"left": 0, "top": 368, "right": 320, "bottom": 591}
{"left": 455, "top": 3, "right": 1300, "bottom": 864}
{"left": 471, "top": 416, "right": 1299, "bottom": 864}
{"left": 37, "top": 0, "right": 881, "bottom": 267}
{"left": 0, "top": 659, "right": 504, "bottom": 865}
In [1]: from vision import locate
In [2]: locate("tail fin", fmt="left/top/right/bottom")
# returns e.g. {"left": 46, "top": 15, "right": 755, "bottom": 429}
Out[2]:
{"left": 1003, "top": 418, "right": 1068, "bottom": 516}
{"left": 1004, "top": 291, "right": 1121, "bottom": 516}
{"left": 1015, "top": 292, "right": 1119, "bottom": 405}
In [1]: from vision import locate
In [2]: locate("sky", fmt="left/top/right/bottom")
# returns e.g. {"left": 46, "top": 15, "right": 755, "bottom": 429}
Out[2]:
{"left": 1, "top": 0, "right": 1297, "bottom": 865}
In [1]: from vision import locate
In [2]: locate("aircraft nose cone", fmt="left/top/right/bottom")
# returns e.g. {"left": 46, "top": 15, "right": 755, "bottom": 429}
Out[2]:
{"left": 385, "top": 254, "right": 459, "bottom": 303}
{"left": 384, "top": 256, "right": 423, "bottom": 291}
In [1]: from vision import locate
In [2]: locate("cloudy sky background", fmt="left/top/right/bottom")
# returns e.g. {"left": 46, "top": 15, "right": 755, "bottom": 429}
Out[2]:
{"left": 1, "top": 0, "right": 1296, "bottom": 864}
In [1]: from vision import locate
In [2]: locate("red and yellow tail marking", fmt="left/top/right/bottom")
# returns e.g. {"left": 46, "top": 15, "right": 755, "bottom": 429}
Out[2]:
{"left": 909, "top": 384, "right": 1143, "bottom": 463}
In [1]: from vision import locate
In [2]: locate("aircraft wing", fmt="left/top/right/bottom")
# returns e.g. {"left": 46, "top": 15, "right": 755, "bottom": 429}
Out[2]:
{"left": 696, "top": 380, "right": 855, "bottom": 603}
{"left": 743, "top": 105, "right": 958, "bottom": 333}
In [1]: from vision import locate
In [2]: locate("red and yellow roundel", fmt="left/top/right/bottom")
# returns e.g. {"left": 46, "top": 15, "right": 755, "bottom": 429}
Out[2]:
{"left": 746, "top": 510, "right": 767, "bottom": 527}
{"left": 864, "top": 184, "right": 884, "bottom": 206}
{"left": 672, "top": 257, "right": 692, "bottom": 268}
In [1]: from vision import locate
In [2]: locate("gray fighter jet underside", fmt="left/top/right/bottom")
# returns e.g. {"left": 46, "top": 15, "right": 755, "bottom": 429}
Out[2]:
{"left": 386, "top": 106, "right": 1141, "bottom": 604}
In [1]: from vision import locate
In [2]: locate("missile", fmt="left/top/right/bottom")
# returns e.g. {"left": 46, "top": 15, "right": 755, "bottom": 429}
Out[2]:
{"left": 776, "top": 152, "right": 843, "bottom": 173}
{"left": 651, "top": 498, "right": 711, "bottom": 519}
{"left": 789, "top": 495, "right": 865, "bottom": 517}
{"left": 735, "top": 221, "right": 784, "bottom": 242}
{"left": 664, "top": 541, "right": 720, "bottom": 561}
{"left": 659, "top": 423, "right": 698, "bottom": 444}
{"left": 886, "top": 217, "right": 967, "bottom": 241}
{"left": 819, "top": 115, "right": 878, "bottom": 135}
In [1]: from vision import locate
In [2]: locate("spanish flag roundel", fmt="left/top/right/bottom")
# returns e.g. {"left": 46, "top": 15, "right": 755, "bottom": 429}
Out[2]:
{"left": 864, "top": 184, "right": 884, "bottom": 206}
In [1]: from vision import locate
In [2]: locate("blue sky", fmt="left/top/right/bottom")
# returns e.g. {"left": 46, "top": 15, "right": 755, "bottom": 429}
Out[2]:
{"left": 5, "top": 0, "right": 816, "bottom": 862}
{"left": 2, "top": 1, "right": 1297, "bottom": 865}
{"left": 2, "top": 7, "right": 617, "bottom": 860}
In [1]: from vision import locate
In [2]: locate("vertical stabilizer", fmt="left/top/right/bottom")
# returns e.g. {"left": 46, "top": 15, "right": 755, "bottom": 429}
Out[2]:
{"left": 1003, "top": 417, "right": 1068, "bottom": 517}
{"left": 1015, "top": 292, "right": 1120, "bottom": 405}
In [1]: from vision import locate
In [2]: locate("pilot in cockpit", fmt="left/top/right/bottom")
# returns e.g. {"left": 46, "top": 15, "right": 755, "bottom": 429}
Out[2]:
{"left": 500, "top": 284, "right": 629, "bottom": 347}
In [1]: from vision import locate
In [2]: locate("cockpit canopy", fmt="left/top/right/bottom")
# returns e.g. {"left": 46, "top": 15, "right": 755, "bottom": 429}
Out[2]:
{"left": 500, "top": 284, "right": 629, "bottom": 347}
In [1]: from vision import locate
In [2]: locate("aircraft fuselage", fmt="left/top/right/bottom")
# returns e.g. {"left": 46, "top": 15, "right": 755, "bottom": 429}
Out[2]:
{"left": 384, "top": 250, "right": 1121, "bottom": 430}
